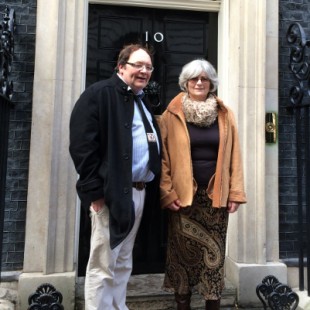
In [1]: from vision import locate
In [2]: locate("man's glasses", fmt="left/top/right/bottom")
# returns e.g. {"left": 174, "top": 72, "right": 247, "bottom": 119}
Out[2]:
{"left": 189, "top": 76, "right": 210, "bottom": 83}
{"left": 126, "top": 62, "right": 154, "bottom": 72}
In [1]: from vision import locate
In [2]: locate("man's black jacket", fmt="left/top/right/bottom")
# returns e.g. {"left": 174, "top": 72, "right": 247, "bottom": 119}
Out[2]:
{"left": 69, "top": 73, "right": 162, "bottom": 249}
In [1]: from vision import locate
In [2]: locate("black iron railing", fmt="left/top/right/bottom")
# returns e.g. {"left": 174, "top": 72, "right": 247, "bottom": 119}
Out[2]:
{"left": 0, "top": 5, "right": 15, "bottom": 278}
{"left": 286, "top": 22, "right": 310, "bottom": 295}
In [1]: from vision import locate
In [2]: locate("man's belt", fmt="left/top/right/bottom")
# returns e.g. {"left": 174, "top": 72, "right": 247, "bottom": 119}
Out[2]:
{"left": 132, "top": 182, "right": 146, "bottom": 191}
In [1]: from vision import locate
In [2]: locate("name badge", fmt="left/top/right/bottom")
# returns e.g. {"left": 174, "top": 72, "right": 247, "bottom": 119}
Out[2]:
{"left": 147, "top": 133, "right": 157, "bottom": 142}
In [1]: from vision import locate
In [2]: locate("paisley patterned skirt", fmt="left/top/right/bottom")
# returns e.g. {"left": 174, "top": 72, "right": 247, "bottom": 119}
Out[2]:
{"left": 163, "top": 188, "right": 229, "bottom": 300}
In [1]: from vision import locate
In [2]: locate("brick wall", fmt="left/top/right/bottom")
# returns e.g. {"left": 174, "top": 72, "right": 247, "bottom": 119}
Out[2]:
{"left": 1, "top": 0, "right": 36, "bottom": 271}
{"left": 279, "top": 0, "right": 309, "bottom": 261}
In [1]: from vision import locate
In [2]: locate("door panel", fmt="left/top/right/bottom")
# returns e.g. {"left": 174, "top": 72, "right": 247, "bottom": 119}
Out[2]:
{"left": 78, "top": 4, "right": 218, "bottom": 276}
{"left": 86, "top": 4, "right": 218, "bottom": 110}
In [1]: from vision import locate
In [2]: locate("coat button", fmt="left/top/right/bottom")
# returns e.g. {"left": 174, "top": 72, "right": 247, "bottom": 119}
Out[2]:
{"left": 124, "top": 187, "right": 129, "bottom": 194}
{"left": 124, "top": 122, "right": 130, "bottom": 129}
{"left": 124, "top": 96, "right": 129, "bottom": 102}
{"left": 123, "top": 153, "right": 129, "bottom": 160}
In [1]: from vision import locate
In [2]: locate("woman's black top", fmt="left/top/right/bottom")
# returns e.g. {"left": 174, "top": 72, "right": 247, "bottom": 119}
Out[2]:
{"left": 186, "top": 120, "right": 219, "bottom": 187}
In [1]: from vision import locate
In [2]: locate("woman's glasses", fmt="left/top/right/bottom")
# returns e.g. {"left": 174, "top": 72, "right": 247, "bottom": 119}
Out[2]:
{"left": 126, "top": 62, "right": 154, "bottom": 72}
{"left": 189, "top": 76, "right": 210, "bottom": 83}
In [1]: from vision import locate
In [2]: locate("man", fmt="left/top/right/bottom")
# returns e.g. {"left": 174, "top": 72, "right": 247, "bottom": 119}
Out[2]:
{"left": 69, "top": 44, "right": 161, "bottom": 310}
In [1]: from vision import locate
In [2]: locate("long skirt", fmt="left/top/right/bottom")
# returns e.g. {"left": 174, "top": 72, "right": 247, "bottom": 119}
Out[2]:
{"left": 163, "top": 188, "right": 229, "bottom": 300}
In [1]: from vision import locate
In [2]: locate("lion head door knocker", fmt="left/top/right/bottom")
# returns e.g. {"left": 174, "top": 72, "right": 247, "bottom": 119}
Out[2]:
{"left": 144, "top": 81, "right": 162, "bottom": 115}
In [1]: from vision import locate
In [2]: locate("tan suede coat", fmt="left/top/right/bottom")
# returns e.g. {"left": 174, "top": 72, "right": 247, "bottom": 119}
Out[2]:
{"left": 159, "top": 92, "right": 247, "bottom": 208}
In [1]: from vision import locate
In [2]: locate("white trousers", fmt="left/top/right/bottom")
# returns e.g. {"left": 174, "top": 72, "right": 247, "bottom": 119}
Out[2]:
{"left": 84, "top": 188, "right": 146, "bottom": 310}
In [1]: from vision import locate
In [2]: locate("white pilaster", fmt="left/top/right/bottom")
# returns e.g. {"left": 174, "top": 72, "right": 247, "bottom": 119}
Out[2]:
{"left": 222, "top": 0, "right": 286, "bottom": 306}
{"left": 19, "top": 0, "right": 85, "bottom": 309}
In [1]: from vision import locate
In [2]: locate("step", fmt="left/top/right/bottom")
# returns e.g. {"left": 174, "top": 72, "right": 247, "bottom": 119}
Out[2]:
{"left": 75, "top": 274, "right": 237, "bottom": 310}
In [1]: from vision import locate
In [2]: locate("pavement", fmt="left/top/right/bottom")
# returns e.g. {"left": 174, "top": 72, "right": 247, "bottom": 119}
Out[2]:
{"left": 296, "top": 290, "right": 310, "bottom": 310}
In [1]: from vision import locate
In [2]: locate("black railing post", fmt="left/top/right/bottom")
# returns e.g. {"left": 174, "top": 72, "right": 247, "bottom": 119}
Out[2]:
{"left": 0, "top": 5, "right": 15, "bottom": 278}
{"left": 307, "top": 106, "right": 310, "bottom": 295}
{"left": 0, "top": 97, "right": 13, "bottom": 278}
{"left": 296, "top": 105, "right": 304, "bottom": 291}
{"left": 286, "top": 22, "right": 310, "bottom": 296}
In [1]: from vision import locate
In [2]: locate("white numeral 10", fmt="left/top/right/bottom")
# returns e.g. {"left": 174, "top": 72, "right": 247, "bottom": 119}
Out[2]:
{"left": 145, "top": 31, "right": 164, "bottom": 43}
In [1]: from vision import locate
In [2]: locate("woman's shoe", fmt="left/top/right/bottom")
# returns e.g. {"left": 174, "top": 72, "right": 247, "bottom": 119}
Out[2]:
{"left": 175, "top": 292, "right": 192, "bottom": 310}
{"left": 205, "top": 299, "right": 221, "bottom": 310}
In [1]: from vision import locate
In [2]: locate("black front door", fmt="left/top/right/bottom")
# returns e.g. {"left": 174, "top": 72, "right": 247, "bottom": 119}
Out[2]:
{"left": 78, "top": 4, "right": 218, "bottom": 276}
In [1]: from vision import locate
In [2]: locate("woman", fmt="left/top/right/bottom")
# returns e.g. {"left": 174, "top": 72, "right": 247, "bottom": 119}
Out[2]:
{"left": 159, "top": 59, "right": 246, "bottom": 310}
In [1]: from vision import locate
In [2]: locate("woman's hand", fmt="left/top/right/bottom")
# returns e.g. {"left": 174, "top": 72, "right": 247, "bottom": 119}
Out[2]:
{"left": 227, "top": 201, "right": 240, "bottom": 213}
{"left": 91, "top": 198, "right": 105, "bottom": 212}
{"left": 165, "top": 199, "right": 181, "bottom": 211}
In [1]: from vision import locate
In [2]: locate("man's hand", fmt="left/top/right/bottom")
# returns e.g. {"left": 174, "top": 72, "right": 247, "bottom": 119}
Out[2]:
{"left": 91, "top": 198, "right": 105, "bottom": 212}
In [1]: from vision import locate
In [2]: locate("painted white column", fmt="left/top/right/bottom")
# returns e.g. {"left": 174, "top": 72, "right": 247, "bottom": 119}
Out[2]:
{"left": 220, "top": 0, "right": 286, "bottom": 306}
{"left": 265, "top": 0, "right": 280, "bottom": 264}
{"left": 18, "top": 0, "right": 86, "bottom": 309}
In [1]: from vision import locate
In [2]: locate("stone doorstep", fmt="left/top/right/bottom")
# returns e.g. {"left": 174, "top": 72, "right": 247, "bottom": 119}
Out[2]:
{"left": 76, "top": 274, "right": 237, "bottom": 310}
{"left": 0, "top": 300, "right": 15, "bottom": 310}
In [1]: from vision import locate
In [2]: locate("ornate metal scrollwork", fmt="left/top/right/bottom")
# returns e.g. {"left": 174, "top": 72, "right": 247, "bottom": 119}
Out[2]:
{"left": 28, "top": 283, "right": 64, "bottom": 310}
{"left": 256, "top": 275, "right": 281, "bottom": 309}
{"left": 286, "top": 22, "right": 310, "bottom": 109}
{"left": 268, "top": 284, "right": 299, "bottom": 310}
{"left": 0, "top": 6, "right": 15, "bottom": 101}
{"left": 256, "top": 275, "right": 299, "bottom": 310}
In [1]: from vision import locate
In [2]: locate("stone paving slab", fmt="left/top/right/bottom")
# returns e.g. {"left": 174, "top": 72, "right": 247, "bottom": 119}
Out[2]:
{"left": 126, "top": 273, "right": 236, "bottom": 309}
{"left": 76, "top": 274, "right": 238, "bottom": 309}
{"left": 76, "top": 274, "right": 310, "bottom": 309}
{"left": 0, "top": 299, "right": 14, "bottom": 310}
